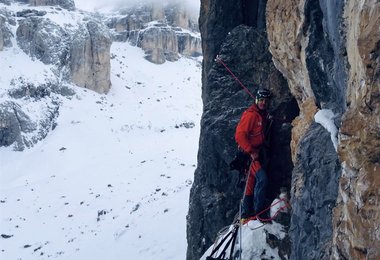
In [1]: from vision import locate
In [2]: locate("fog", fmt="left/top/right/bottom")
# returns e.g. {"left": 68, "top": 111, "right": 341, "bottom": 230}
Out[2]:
{"left": 75, "top": 0, "right": 200, "bottom": 14}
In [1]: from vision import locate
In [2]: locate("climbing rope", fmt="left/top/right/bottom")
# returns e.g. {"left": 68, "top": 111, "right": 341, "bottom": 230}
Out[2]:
{"left": 215, "top": 56, "right": 293, "bottom": 124}
{"left": 241, "top": 197, "right": 291, "bottom": 225}
{"left": 215, "top": 55, "right": 256, "bottom": 100}
{"left": 256, "top": 197, "right": 291, "bottom": 222}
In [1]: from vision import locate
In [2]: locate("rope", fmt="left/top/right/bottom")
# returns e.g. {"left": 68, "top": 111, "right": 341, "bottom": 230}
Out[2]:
{"left": 239, "top": 199, "right": 242, "bottom": 260}
{"left": 246, "top": 197, "right": 291, "bottom": 223}
{"left": 215, "top": 56, "right": 294, "bottom": 124}
{"left": 215, "top": 55, "right": 256, "bottom": 100}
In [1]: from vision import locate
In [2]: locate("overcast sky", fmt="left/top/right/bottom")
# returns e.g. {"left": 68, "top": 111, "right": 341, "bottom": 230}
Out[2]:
{"left": 75, "top": 0, "right": 200, "bottom": 14}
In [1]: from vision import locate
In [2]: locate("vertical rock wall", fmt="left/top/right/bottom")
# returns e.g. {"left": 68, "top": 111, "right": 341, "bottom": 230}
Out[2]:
{"left": 0, "top": 11, "right": 13, "bottom": 50}
{"left": 267, "top": 0, "right": 347, "bottom": 258}
{"left": 267, "top": 0, "right": 379, "bottom": 258}
{"left": 187, "top": 1, "right": 298, "bottom": 259}
{"left": 70, "top": 21, "right": 112, "bottom": 94}
{"left": 290, "top": 122, "right": 341, "bottom": 258}
{"left": 189, "top": 0, "right": 379, "bottom": 259}
{"left": 27, "top": 0, "right": 75, "bottom": 11}
{"left": 333, "top": 1, "right": 380, "bottom": 259}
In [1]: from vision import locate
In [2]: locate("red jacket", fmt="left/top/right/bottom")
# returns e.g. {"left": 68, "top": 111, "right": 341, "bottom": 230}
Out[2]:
{"left": 235, "top": 104, "right": 268, "bottom": 154}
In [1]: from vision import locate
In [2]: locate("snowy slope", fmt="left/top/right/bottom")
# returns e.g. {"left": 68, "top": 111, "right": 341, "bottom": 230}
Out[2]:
{"left": 0, "top": 32, "right": 202, "bottom": 260}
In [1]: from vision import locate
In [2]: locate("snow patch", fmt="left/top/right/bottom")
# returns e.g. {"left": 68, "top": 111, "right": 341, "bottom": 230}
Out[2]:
{"left": 314, "top": 109, "right": 338, "bottom": 151}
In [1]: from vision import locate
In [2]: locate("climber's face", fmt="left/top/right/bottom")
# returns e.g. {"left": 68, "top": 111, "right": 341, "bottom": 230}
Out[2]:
{"left": 256, "top": 98, "right": 268, "bottom": 111}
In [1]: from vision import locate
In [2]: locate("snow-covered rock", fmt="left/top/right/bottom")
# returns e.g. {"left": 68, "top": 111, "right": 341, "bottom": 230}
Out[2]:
{"left": 0, "top": 79, "right": 74, "bottom": 151}
{"left": 16, "top": 16, "right": 69, "bottom": 65}
{"left": 0, "top": 9, "right": 13, "bottom": 50}
{"left": 17, "top": 0, "right": 75, "bottom": 11}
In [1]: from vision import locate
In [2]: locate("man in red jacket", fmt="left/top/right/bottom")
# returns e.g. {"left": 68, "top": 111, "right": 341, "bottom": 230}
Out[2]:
{"left": 235, "top": 88, "right": 272, "bottom": 222}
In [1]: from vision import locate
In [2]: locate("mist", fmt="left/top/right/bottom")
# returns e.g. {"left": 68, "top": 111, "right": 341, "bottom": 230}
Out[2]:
{"left": 75, "top": 0, "right": 200, "bottom": 15}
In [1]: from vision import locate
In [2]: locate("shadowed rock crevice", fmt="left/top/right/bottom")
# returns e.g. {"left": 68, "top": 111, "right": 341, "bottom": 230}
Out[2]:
{"left": 303, "top": 0, "right": 346, "bottom": 114}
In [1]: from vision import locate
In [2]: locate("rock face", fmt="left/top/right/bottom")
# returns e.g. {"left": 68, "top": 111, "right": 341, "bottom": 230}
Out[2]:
{"left": 186, "top": 1, "right": 298, "bottom": 256}
{"left": 267, "top": 0, "right": 379, "bottom": 259}
{"left": 0, "top": 101, "right": 37, "bottom": 150}
{"left": 15, "top": 0, "right": 75, "bottom": 10}
{"left": 0, "top": 11, "right": 13, "bottom": 50}
{"left": 266, "top": 1, "right": 347, "bottom": 258}
{"left": 290, "top": 122, "right": 341, "bottom": 259}
{"left": 16, "top": 17, "right": 69, "bottom": 65}
{"left": 0, "top": 0, "right": 11, "bottom": 5}
{"left": 137, "top": 25, "right": 179, "bottom": 63}
{"left": 105, "top": 2, "right": 201, "bottom": 64}
{"left": 187, "top": 0, "right": 379, "bottom": 259}
{"left": 0, "top": 80, "right": 74, "bottom": 151}
{"left": 70, "top": 21, "right": 112, "bottom": 94}
{"left": 14, "top": 13, "right": 112, "bottom": 94}
{"left": 333, "top": 1, "right": 380, "bottom": 259}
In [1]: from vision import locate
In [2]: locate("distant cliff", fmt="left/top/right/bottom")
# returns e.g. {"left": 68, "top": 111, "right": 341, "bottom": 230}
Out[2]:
{"left": 105, "top": 3, "right": 201, "bottom": 64}
{"left": 187, "top": 0, "right": 379, "bottom": 259}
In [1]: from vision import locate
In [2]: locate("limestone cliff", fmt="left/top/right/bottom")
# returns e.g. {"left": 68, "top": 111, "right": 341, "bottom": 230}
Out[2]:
{"left": 70, "top": 21, "right": 112, "bottom": 94}
{"left": 333, "top": 1, "right": 380, "bottom": 259}
{"left": 187, "top": 0, "right": 379, "bottom": 259}
{"left": 105, "top": 2, "right": 201, "bottom": 64}
{"left": 14, "top": 13, "right": 112, "bottom": 94}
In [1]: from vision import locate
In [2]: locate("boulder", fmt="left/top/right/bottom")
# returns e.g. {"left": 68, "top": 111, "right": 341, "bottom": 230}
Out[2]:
{"left": 0, "top": 101, "right": 35, "bottom": 151}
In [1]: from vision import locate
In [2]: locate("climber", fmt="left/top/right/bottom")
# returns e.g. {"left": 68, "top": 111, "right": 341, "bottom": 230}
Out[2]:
{"left": 235, "top": 87, "right": 272, "bottom": 222}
